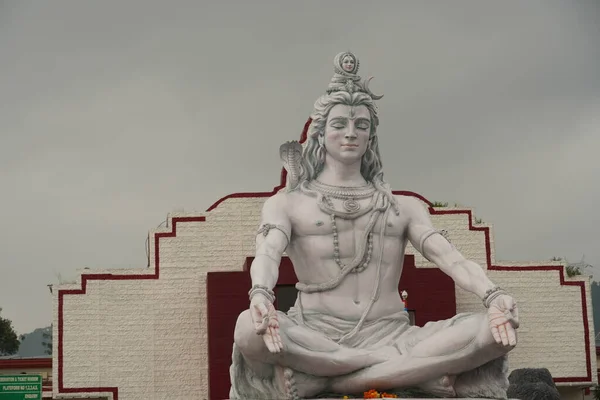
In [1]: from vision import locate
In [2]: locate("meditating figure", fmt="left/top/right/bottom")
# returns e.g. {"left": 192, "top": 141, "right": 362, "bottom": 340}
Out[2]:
{"left": 229, "top": 51, "right": 519, "bottom": 399}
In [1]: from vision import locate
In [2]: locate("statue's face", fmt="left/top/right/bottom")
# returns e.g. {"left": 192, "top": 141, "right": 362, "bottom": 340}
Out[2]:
{"left": 341, "top": 55, "right": 355, "bottom": 73}
{"left": 323, "top": 104, "right": 371, "bottom": 166}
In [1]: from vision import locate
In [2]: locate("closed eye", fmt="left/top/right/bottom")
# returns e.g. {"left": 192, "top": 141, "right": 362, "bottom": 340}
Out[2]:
{"left": 330, "top": 120, "right": 347, "bottom": 129}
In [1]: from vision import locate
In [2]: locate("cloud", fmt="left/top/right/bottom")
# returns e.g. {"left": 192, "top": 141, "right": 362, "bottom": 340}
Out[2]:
{"left": 0, "top": 0, "right": 598, "bottom": 333}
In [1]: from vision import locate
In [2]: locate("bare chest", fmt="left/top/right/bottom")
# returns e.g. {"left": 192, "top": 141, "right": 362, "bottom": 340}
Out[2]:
{"left": 288, "top": 195, "right": 408, "bottom": 239}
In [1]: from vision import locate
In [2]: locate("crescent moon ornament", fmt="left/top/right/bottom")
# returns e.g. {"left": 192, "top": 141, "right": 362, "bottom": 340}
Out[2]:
{"left": 364, "top": 76, "right": 384, "bottom": 100}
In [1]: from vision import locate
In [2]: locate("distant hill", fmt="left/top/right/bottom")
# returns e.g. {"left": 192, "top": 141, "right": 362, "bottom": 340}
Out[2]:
{"left": 17, "top": 326, "right": 51, "bottom": 357}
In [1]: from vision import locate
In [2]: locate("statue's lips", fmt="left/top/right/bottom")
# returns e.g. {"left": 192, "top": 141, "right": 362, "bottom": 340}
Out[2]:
{"left": 341, "top": 144, "right": 359, "bottom": 148}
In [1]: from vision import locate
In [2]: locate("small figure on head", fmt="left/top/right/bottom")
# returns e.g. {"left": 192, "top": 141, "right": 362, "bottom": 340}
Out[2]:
{"left": 339, "top": 52, "right": 358, "bottom": 74}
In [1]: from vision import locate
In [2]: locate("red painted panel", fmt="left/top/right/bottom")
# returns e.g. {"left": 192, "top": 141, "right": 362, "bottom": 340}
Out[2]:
{"left": 0, "top": 358, "right": 52, "bottom": 369}
{"left": 207, "top": 271, "right": 251, "bottom": 400}
{"left": 399, "top": 255, "right": 456, "bottom": 326}
{"left": 207, "top": 255, "right": 456, "bottom": 399}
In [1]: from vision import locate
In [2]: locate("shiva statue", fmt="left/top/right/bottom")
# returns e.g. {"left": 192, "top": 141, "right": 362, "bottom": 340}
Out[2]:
{"left": 229, "top": 51, "right": 519, "bottom": 399}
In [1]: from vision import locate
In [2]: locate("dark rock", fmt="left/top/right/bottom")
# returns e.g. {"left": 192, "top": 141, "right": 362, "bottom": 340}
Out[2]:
{"left": 508, "top": 368, "right": 556, "bottom": 389}
{"left": 506, "top": 381, "right": 561, "bottom": 400}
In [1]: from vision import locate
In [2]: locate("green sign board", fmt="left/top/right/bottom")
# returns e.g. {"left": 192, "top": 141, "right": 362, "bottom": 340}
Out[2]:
{"left": 0, "top": 375, "right": 42, "bottom": 399}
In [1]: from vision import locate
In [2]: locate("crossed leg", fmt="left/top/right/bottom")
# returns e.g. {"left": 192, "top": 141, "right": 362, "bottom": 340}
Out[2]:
{"left": 328, "top": 312, "right": 515, "bottom": 394}
{"left": 233, "top": 310, "right": 395, "bottom": 397}
{"left": 233, "top": 310, "right": 514, "bottom": 398}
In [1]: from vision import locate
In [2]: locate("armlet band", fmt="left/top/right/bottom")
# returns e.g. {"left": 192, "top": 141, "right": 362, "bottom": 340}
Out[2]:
{"left": 257, "top": 223, "right": 291, "bottom": 248}
{"left": 418, "top": 229, "right": 441, "bottom": 254}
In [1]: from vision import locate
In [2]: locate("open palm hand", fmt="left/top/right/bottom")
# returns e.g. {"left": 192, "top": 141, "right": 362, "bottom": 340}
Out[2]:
{"left": 488, "top": 294, "right": 519, "bottom": 347}
{"left": 250, "top": 295, "right": 283, "bottom": 354}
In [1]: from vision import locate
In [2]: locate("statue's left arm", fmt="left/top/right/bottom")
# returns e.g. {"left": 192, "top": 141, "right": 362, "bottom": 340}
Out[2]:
{"left": 403, "top": 196, "right": 519, "bottom": 346}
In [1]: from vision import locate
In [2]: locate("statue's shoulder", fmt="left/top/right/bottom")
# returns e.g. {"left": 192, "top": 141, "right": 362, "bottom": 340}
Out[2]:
{"left": 393, "top": 193, "right": 421, "bottom": 208}
{"left": 257, "top": 192, "right": 291, "bottom": 228}
{"left": 392, "top": 194, "right": 429, "bottom": 218}
{"left": 263, "top": 189, "right": 311, "bottom": 219}
{"left": 263, "top": 191, "right": 289, "bottom": 211}
{"left": 262, "top": 190, "right": 301, "bottom": 216}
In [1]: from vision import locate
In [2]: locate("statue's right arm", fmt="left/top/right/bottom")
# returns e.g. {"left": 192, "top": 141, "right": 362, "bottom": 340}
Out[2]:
{"left": 250, "top": 193, "right": 291, "bottom": 291}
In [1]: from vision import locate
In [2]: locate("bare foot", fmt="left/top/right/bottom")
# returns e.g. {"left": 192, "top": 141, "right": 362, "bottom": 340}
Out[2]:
{"left": 275, "top": 366, "right": 329, "bottom": 399}
{"left": 418, "top": 374, "right": 457, "bottom": 397}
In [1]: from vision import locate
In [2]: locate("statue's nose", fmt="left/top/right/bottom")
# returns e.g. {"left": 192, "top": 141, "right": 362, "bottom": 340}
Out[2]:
{"left": 345, "top": 127, "right": 357, "bottom": 138}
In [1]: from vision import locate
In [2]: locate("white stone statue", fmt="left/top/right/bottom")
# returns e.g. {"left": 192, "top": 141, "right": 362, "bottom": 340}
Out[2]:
{"left": 229, "top": 52, "right": 519, "bottom": 399}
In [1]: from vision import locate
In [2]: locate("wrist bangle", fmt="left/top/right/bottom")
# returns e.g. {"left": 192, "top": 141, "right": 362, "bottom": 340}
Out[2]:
{"left": 482, "top": 286, "right": 507, "bottom": 308}
{"left": 249, "top": 285, "right": 275, "bottom": 303}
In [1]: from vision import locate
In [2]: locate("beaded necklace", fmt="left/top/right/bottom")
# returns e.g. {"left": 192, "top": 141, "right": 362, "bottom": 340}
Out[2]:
{"left": 322, "top": 196, "right": 374, "bottom": 274}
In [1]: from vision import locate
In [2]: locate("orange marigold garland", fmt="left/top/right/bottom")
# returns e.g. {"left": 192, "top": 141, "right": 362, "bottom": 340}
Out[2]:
{"left": 362, "top": 389, "right": 398, "bottom": 398}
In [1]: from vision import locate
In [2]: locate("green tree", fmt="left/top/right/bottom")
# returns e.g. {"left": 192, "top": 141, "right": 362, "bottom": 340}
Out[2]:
{"left": 551, "top": 256, "right": 592, "bottom": 277}
{"left": 0, "top": 308, "right": 20, "bottom": 356}
{"left": 41, "top": 325, "right": 52, "bottom": 355}
{"left": 593, "top": 385, "right": 600, "bottom": 400}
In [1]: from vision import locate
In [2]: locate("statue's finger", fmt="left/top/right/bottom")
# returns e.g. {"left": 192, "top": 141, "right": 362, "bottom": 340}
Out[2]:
{"left": 252, "top": 304, "right": 265, "bottom": 320}
{"left": 506, "top": 310, "right": 519, "bottom": 329}
{"left": 510, "top": 306, "right": 520, "bottom": 328}
{"left": 251, "top": 306, "right": 262, "bottom": 324}
{"left": 267, "top": 318, "right": 278, "bottom": 342}
{"left": 267, "top": 327, "right": 280, "bottom": 353}
{"left": 262, "top": 334, "right": 271, "bottom": 351}
{"left": 271, "top": 331, "right": 282, "bottom": 354}
{"left": 256, "top": 303, "right": 269, "bottom": 317}
{"left": 273, "top": 326, "right": 283, "bottom": 351}
{"left": 504, "top": 296, "right": 515, "bottom": 308}
{"left": 272, "top": 331, "right": 282, "bottom": 353}
{"left": 264, "top": 333, "right": 277, "bottom": 353}
{"left": 277, "top": 334, "right": 284, "bottom": 351}
{"left": 254, "top": 317, "right": 269, "bottom": 335}
{"left": 253, "top": 314, "right": 268, "bottom": 334}
{"left": 498, "top": 323, "right": 509, "bottom": 346}
{"left": 490, "top": 325, "right": 501, "bottom": 344}
{"left": 506, "top": 323, "right": 517, "bottom": 346}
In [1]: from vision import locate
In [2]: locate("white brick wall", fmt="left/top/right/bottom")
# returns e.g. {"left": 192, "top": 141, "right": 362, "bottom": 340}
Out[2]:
{"left": 53, "top": 195, "right": 596, "bottom": 399}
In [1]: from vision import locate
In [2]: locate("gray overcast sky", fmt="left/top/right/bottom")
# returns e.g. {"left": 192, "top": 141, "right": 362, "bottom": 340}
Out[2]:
{"left": 0, "top": 1, "right": 599, "bottom": 335}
